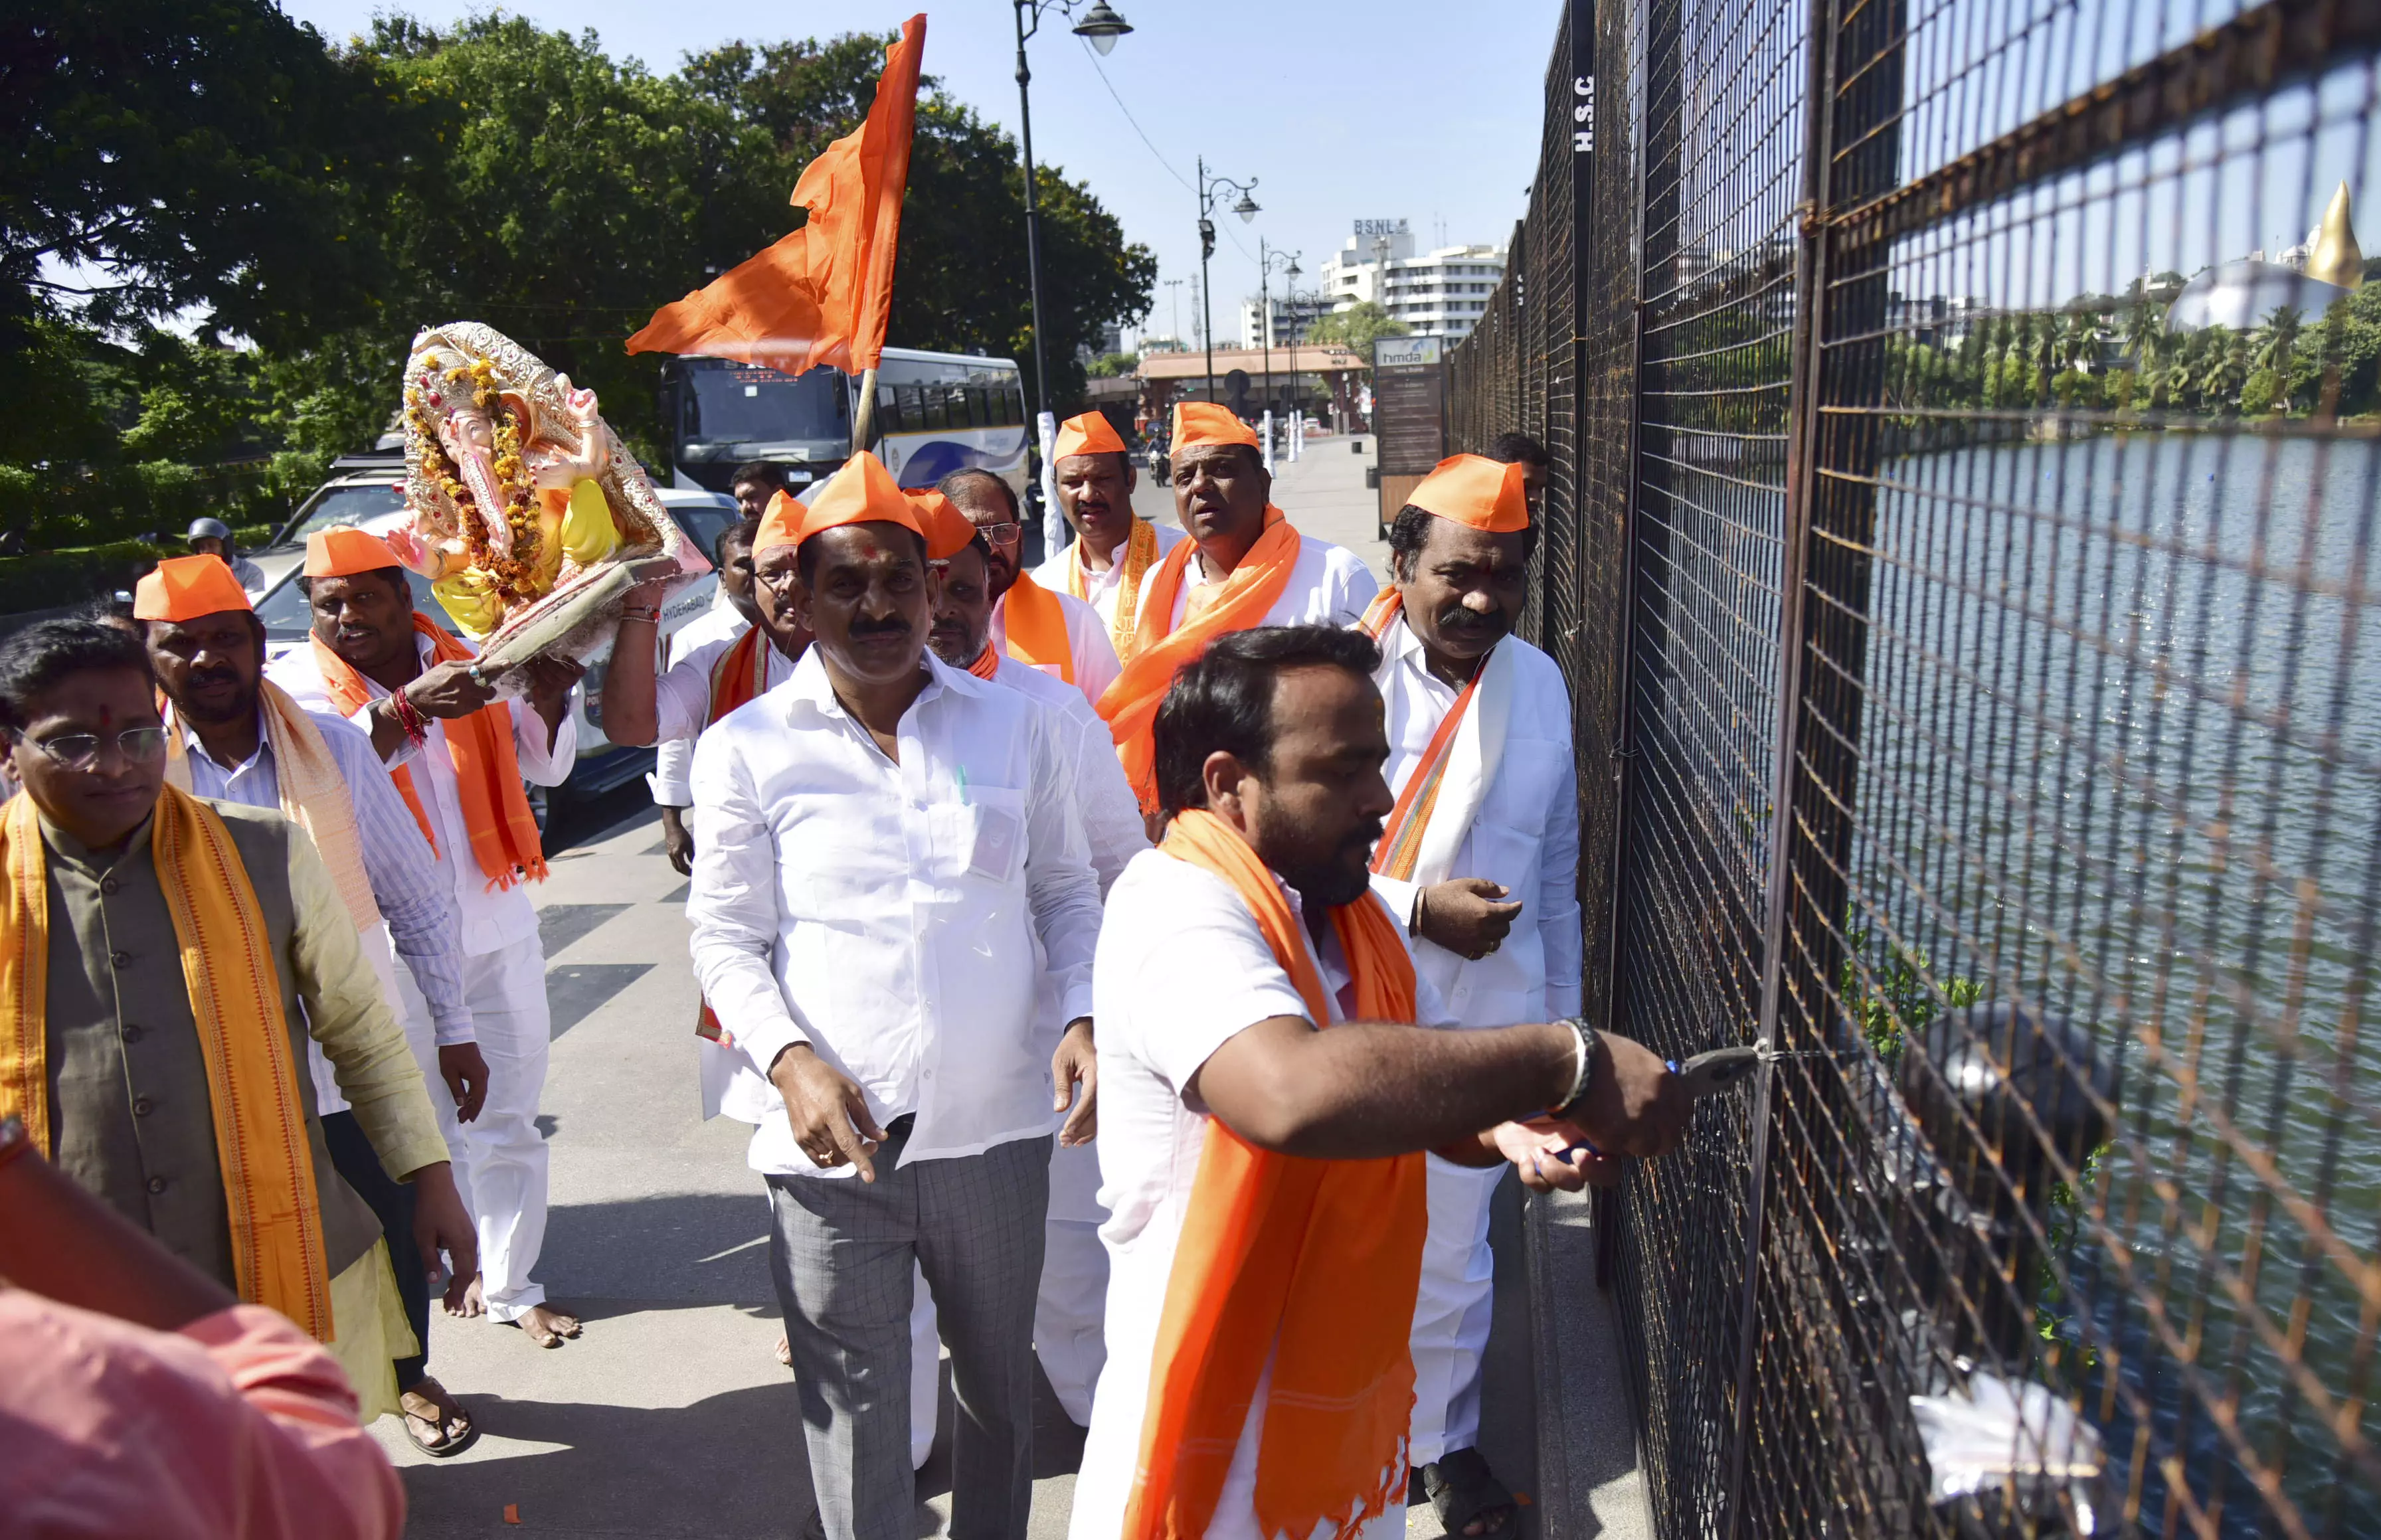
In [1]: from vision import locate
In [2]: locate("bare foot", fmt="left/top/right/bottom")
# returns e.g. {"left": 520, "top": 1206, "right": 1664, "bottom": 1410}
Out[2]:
{"left": 505, "top": 1302, "right": 584, "bottom": 1348}
{"left": 775, "top": 1332, "right": 792, "bottom": 1368}
{"left": 450, "top": 1274, "right": 487, "bottom": 1319}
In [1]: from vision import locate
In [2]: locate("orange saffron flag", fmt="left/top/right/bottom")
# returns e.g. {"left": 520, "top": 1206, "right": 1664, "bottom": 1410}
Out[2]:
{"left": 626, "top": 15, "right": 925, "bottom": 375}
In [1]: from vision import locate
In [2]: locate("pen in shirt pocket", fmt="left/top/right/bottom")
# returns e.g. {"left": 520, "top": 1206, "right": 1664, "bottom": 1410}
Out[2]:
{"left": 955, "top": 765, "right": 970, "bottom": 805}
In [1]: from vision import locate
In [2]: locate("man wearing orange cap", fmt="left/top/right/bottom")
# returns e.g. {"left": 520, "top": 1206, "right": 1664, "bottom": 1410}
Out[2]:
{"left": 937, "top": 468, "right": 1122, "bottom": 711}
{"left": 1096, "top": 400, "right": 1379, "bottom": 813}
{"left": 686, "top": 451, "right": 1104, "bottom": 1540}
{"left": 136, "top": 555, "right": 490, "bottom": 1454}
{"left": 1029, "top": 410, "right": 1185, "bottom": 657}
{"left": 920, "top": 495, "right": 1144, "bottom": 1436}
{"left": 1068, "top": 624, "right": 1683, "bottom": 1540}
{"left": 266, "top": 526, "right": 601, "bottom": 1351}
{"left": 1359, "top": 455, "right": 1583, "bottom": 1533}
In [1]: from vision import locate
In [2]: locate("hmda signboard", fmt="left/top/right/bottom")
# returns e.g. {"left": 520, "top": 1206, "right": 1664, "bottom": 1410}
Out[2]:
{"left": 1373, "top": 335, "right": 1443, "bottom": 369}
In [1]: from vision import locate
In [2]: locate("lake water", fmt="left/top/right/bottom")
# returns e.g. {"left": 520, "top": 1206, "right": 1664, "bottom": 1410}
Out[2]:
{"left": 1856, "top": 432, "right": 2380, "bottom": 1534}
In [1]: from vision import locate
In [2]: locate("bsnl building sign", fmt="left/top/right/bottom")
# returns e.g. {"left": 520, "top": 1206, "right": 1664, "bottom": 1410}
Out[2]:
{"left": 1354, "top": 218, "right": 1411, "bottom": 238}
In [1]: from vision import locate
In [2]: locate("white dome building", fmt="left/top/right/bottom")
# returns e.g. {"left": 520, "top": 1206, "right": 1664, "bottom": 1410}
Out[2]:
{"left": 2167, "top": 183, "right": 2364, "bottom": 333}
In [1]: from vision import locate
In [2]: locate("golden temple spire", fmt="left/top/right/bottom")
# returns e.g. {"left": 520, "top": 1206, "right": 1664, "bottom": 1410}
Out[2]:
{"left": 2307, "top": 182, "right": 2364, "bottom": 290}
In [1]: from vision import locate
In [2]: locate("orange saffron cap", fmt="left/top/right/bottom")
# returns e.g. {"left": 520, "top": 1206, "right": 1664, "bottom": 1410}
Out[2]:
{"left": 133, "top": 555, "right": 253, "bottom": 623}
{"left": 1053, "top": 410, "right": 1128, "bottom": 460}
{"left": 305, "top": 526, "right": 405, "bottom": 578}
{"left": 758, "top": 450, "right": 923, "bottom": 556}
{"left": 906, "top": 490, "right": 977, "bottom": 562}
{"left": 1407, "top": 454, "right": 1532, "bottom": 534}
{"left": 1170, "top": 400, "right": 1261, "bottom": 451}
{"left": 754, "top": 488, "right": 808, "bottom": 558}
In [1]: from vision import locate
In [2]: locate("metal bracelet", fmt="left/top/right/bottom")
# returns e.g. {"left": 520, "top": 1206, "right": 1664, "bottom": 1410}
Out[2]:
{"left": 1553, "top": 1016, "right": 1598, "bottom": 1118}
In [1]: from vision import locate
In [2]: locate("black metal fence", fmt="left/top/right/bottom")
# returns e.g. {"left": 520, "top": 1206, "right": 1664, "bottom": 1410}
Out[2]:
{"left": 1451, "top": 0, "right": 2381, "bottom": 1535}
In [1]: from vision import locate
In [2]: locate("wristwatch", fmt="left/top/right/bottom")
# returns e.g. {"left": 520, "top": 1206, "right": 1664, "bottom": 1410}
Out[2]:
{"left": 1553, "top": 1017, "right": 1598, "bottom": 1118}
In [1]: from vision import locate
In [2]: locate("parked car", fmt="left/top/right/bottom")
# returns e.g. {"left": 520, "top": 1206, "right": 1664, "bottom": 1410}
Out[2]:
{"left": 249, "top": 486, "right": 739, "bottom": 810}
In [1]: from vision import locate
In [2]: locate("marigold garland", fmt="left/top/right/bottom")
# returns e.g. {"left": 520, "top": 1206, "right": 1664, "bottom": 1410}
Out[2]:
{"left": 404, "top": 356, "right": 548, "bottom": 609}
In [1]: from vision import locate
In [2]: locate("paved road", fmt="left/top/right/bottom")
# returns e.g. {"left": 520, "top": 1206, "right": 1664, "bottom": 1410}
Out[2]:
{"left": 373, "top": 431, "right": 1565, "bottom": 1538}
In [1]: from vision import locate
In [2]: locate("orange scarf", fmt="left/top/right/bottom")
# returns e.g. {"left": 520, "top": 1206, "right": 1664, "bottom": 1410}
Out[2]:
{"left": 0, "top": 788, "right": 333, "bottom": 1339}
{"left": 1360, "top": 592, "right": 1492, "bottom": 883}
{"left": 1124, "top": 810, "right": 1425, "bottom": 1540}
{"left": 695, "top": 626, "right": 777, "bottom": 1048}
{"left": 968, "top": 640, "right": 1004, "bottom": 679}
{"left": 1059, "top": 516, "right": 1161, "bottom": 659}
{"left": 998, "top": 570, "right": 1075, "bottom": 685}
{"left": 1097, "top": 507, "right": 1299, "bottom": 814}
{"left": 311, "top": 616, "right": 547, "bottom": 891}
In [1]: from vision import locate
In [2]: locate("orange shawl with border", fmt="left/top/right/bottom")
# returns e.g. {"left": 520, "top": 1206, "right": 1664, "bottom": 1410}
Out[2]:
{"left": 1358, "top": 590, "right": 1492, "bottom": 884}
{"left": 998, "top": 570, "right": 1077, "bottom": 685}
{"left": 0, "top": 787, "right": 333, "bottom": 1339}
{"left": 311, "top": 615, "right": 547, "bottom": 891}
{"left": 1057, "top": 515, "right": 1161, "bottom": 659}
{"left": 1096, "top": 508, "right": 1298, "bottom": 815}
{"left": 1124, "top": 809, "right": 1425, "bottom": 1540}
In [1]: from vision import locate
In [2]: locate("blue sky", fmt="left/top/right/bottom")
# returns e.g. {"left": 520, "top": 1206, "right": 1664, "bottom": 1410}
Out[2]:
{"left": 278, "top": 1, "right": 1561, "bottom": 344}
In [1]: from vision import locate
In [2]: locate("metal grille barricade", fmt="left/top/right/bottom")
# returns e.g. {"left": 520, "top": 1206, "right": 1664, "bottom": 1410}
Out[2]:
{"left": 1451, "top": 0, "right": 2381, "bottom": 1534}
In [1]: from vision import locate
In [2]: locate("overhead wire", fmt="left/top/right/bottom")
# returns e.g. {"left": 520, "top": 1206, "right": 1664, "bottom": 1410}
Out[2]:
{"left": 1075, "top": 35, "right": 1258, "bottom": 266}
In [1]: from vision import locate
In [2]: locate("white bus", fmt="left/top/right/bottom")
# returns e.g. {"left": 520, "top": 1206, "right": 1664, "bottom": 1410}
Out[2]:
{"left": 660, "top": 347, "right": 1031, "bottom": 507}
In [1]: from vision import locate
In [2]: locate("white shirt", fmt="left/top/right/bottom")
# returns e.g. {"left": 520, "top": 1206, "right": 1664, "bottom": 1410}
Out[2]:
{"left": 1367, "top": 619, "right": 1585, "bottom": 1027}
{"left": 268, "top": 632, "right": 577, "bottom": 959}
{"left": 648, "top": 604, "right": 757, "bottom": 808}
{"left": 175, "top": 707, "right": 474, "bottom": 1046}
{"left": 1073, "top": 850, "right": 1448, "bottom": 1540}
{"left": 1142, "top": 529, "right": 1379, "bottom": 632}
{"left": 990, "top": 582, "right": 1121, "bottom": 711}
{"left": 1031, "top": 522, "right": 1188, "bottom": 630}
{"left": 986, "top": 654, "right": 1145, "bottom": 897}
{"left": 686, "top": 648, "right": 1106, "bottom": 1177}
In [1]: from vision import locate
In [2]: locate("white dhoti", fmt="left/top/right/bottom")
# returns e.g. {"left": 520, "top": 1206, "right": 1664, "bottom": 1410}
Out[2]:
{"left": 1035, "top": 1138, "right": 1108, "bottom": 1426}
{"left": 1408, "top": 1153, "right": 1507, "bottom": 1467}
{"left": 398, "top": 932, "right": 554, "bottom": 1324}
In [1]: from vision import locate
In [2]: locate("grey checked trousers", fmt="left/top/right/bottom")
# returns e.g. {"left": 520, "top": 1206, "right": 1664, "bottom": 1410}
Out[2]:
{"left": 766, "top": 1124, "right": 1052, "bottom": 1540}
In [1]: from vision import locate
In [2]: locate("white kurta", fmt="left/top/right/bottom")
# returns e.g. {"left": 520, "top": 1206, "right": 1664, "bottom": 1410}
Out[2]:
{"left": 266, "top": 632, "right": 579, "bottom": 1324}
{"left": 991, "top": 581, "right": 1122, "bottom": 712}
{"left": 1031, "top": 521, "right": 1188, "bottom": 630}
{"left": 1364, "top": 613, "right": 1584, "bottom": 1465}
{"left": 685, "top": 649, "right": 1105, "bottom": 1177}
{"left": 1072, "top": 851, "right": 1449, "bottom": 1540}
{"left": 648, "top": 602, "right": 754, "bottom": 808}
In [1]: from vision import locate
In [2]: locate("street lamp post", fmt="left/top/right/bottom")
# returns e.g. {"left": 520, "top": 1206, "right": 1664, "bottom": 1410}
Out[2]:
{"left": 1196, "top": 155, "right": 1259, "bottom": 407}
{"left": 1257, "top": 240, "right": 1298, "bottom": 438}
{"left": 1013, "top": 0, "right": 1132, "bottom": 545}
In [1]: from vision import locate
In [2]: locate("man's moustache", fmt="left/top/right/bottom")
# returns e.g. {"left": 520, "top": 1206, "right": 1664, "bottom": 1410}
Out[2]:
{"left": 849, "top": 616, "right": 912, "bottom": 638}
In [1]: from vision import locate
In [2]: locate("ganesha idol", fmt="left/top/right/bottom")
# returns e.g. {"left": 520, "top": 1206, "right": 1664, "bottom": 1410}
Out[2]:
{"left": 393, "top": 321, "right": 708, "bottom": 679}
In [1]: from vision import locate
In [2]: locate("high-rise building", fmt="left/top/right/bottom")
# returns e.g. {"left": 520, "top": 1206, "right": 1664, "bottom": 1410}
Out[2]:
{"left": 1315, "top": 220, "right": 1507, "bottom": 341}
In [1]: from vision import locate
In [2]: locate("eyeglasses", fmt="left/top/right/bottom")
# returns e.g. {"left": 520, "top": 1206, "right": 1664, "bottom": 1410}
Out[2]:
{"left": 977, "top": 521, "right": 1022, "bottom": 547}
{"left": 13, "top": 725, "right": 170, "bottom": 772}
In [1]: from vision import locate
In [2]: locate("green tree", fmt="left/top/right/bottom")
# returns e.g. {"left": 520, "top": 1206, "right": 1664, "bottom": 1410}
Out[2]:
{"left": 1, "top": 1, "right": 410, "bottom": 351}
{"left": 1306, "top": 301, "right": 1410, "bottom": 358}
